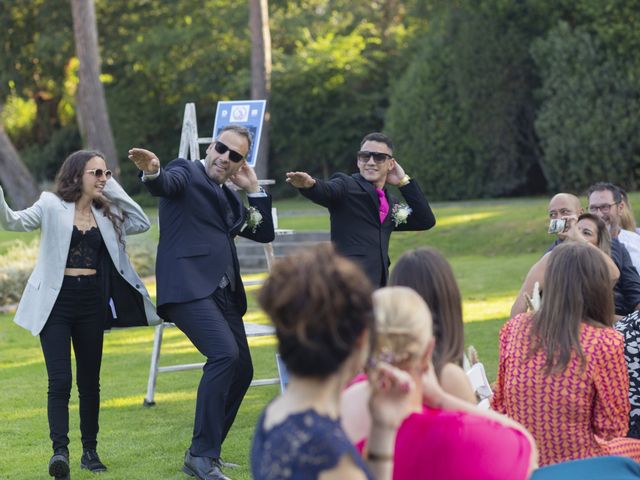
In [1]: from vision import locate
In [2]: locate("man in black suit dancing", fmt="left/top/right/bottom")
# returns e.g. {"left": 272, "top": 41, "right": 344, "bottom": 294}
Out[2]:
{"left": 286, "top": 132, "right": 435, "bottom": 287}
{"left": 129, "top": 125, "right": 274, "bottom": 480}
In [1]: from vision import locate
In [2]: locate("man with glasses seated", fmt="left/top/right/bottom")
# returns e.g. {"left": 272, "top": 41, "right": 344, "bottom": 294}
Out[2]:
{"left": 588, "top": 182, "right": 640, "bottom": 276}
{"left": 286, "top": 132, "right": 435, "bottom": 287}
{"left": 128, "top": 125, "right": 275, "bottom": 480}
{"left": 511, "top": 191, "right": 640, "bottom": 318}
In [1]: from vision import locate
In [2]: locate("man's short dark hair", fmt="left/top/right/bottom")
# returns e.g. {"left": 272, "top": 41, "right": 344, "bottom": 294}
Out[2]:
{"left": 586, "top": 182, "right": 623, "bottom": 203}
{"left": 360, "top": 132, "right": 393, "bottom": 151}
{"left": 219, "top": 124, "right": 253, "bottom": 152}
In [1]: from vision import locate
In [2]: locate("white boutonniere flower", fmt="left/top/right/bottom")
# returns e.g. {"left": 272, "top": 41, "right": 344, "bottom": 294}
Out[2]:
{"left": 244, "top": 206, "right": 263, "bottom": 233}
{"left": 391, "top": 203, "right": 412, "bottom": 227}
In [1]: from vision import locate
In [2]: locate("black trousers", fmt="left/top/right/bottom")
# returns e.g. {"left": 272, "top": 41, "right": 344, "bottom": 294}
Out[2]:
{"left": 39, "top": 275, "right": 104, "bottom": 452}
{"left": 166, "top": 285, "right": 254, "bottom": 459}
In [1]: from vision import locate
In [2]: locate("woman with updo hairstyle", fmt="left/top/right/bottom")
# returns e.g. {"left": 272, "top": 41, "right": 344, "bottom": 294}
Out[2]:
{"left": 0, "top": 150, "right": 159, "bottom": 479}
{"left": 341, "top": 286, "right": 538, "bottom": 480}
{"left": 251, "top": 244, "right": 416, "bottom": 480}
{"left": 389, "top": 247, "right": 475, "bottom": 403}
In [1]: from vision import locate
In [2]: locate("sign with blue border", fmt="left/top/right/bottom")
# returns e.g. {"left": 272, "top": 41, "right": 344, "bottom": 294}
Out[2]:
{"left": 212, "top": 100, "right": 266, "bottom": 168}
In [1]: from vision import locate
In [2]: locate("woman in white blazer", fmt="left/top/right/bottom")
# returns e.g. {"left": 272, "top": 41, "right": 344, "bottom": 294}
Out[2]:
{"left": 0, "top": 150, "right": 160, "bottom": 480}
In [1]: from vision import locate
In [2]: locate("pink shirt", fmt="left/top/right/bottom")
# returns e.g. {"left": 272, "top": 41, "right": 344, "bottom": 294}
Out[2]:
{"left": 357, "top": 405, "right": 532, "bottom": 480}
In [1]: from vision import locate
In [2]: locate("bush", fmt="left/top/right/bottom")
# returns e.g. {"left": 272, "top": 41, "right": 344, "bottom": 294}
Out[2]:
{"left": 532, "top": 22, "right": 640, "bottom": 193}
{"left": 126, "top": 234, "right": 157, "bottom": 278}
{"left": 385, "top": 8, "right": 545, "bottom": 200}
{"left": 20, "top": 124, "right": 83, "bottom": 183}
{"left": 0, "top": 240, "right": 39, "bottom": 305}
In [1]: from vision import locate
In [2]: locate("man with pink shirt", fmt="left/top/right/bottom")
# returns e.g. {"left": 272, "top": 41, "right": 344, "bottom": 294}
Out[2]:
{"left": 285, "top": 132, "right": 435, "bottom": 287}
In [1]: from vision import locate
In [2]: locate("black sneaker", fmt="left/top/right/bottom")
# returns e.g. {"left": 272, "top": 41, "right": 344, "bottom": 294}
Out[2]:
{"left": 49, "top": 448, "right": 70, "bottom": 479}
{"left": 80, "top": 449, "right": 107, "bottom": 473}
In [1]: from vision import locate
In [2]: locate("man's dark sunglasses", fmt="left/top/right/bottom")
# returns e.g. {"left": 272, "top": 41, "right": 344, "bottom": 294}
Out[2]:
{"left": 214, "top": 141, "right": 245, "bottom": 163}
{"left": 356, "top": 151, "right": 392, "bottom": 163}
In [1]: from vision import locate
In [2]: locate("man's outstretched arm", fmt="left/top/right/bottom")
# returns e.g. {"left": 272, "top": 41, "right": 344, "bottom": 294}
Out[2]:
{"left": 286, "top": 171, "right": 347, "bottom": 208}
{"left": 128, "top": 148, "right": 190, "bottom": 198}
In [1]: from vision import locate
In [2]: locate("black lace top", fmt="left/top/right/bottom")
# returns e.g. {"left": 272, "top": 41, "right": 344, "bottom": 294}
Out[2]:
{"left": 65, "top": 226, "right": 104, "bottom": 269}
{"left": 251, "top": 409, "right": 373, "bottom": 480}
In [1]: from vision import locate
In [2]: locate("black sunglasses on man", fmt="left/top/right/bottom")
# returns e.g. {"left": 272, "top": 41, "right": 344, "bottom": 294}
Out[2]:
{"left": 356, "top": 151, "right": 393, "bottom": 164}
{"left": 214, "top": 141, "right": 245, "bottom": 163}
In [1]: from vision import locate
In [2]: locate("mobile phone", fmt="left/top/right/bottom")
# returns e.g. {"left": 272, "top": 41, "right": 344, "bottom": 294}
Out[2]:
{"left": 548, "top": 218, "right": 567, "bottom": 234}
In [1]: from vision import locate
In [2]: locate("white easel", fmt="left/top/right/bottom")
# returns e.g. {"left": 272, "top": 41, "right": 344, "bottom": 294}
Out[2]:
{"left": 143, "top": 102, "right": 280, "bottom": 406}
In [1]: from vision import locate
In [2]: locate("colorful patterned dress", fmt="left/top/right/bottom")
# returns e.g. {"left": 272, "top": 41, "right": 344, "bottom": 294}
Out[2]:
{"left": 493, "top": 313, "right": 640, "bottom": 466}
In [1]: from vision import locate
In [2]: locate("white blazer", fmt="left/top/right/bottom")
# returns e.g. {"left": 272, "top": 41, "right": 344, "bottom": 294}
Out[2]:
{"left": 0, "top": 179, "right": 161, "bottom": 335}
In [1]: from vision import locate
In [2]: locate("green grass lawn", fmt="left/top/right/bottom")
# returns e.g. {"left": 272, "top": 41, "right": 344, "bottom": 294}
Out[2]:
{"left": 2, "top": 192, "right": 638, "bottom": 479}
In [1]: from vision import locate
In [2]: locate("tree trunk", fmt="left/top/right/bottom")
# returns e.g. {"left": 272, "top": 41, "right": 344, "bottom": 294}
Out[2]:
{"left": 0, "top": 106, "right": 40, "bottom": 208}
{"left": 70, "top": 0, "right": 119, "bottom": 176}
{"left": 249, "top": 0, "right": 272, "bottom": 180}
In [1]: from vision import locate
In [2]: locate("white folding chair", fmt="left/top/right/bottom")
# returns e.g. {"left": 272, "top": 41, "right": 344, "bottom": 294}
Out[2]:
{"left": 275, "top": 353, "right": 289, "bottom": 393}
{"left": 465, "top": 362, "right": 493, "bottom": 409}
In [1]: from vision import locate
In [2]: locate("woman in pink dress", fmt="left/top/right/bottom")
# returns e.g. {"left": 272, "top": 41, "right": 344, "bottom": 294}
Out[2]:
{"left": 493, "top": 242, "right": 640, "bottom": 466}
{"left": 341, "top": 286, "right": 538, "bottom": 480}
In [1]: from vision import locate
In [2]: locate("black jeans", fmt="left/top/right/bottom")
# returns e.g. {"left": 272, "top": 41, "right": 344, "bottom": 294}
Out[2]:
{"left": 39, "top": 275, "right": 104, "bottom": 452}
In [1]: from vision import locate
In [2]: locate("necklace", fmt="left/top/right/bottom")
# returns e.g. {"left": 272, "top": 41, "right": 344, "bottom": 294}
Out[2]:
{"left": 75, "top": 205, "right": 95, "bottom": 231}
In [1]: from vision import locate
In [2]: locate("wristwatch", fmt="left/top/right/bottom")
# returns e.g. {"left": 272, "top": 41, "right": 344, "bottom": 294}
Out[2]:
{"left": 398, "top": 175, "right": 411, "bottom": 187}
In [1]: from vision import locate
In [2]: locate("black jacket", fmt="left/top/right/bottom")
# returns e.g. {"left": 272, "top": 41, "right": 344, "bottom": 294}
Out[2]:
{"left": 143, "top": 159, "right": 274, "bottom": 317}
{"left": 300, "top": 173, "right": 435, "bottom": 287}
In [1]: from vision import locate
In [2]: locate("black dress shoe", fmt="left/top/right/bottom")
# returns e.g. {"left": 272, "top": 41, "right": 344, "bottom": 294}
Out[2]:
{"left": 182, "top": 450, "right": 230, "bottom": 480}
{"left": 49, "top": 448, "right": 70, "bottom": 479}
{"left": 80, "top": 449, "right": 107, "bottom": 473}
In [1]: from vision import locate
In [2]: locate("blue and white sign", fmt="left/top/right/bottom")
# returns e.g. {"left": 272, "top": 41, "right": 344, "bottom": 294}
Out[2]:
{"left": 212, "top": 100, "right": 266, "bottom": 168}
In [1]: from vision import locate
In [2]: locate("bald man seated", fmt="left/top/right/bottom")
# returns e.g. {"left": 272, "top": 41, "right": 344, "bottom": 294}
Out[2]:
{"left": 511, "top": 193, "right": 640, "bottom": 318}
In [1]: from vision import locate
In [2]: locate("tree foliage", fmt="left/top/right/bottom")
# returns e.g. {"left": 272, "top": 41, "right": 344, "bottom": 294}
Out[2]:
{"left": 1, "top": 0, "right": 639, "bottom": 199}
{"left": 532, "top": 21, "right": 640, "bottom": 193}
{"left": 267, "top": 0, "right": 424, "bottom": 194}
{"left": 386, "top": 4, "right": 547, "bottom": 199}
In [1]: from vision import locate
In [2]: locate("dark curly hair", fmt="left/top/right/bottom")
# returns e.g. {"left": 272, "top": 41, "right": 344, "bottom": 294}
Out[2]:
{"left": 258, "top": 244, "right": 374, "bottom": 379}
{"left": 53, "top": 150, "right": 125, "bottom": 245}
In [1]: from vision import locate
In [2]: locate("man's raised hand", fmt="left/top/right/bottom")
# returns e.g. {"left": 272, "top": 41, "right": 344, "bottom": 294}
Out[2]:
{"left": 128, "top": 148, "right": 160, "bottom": 175}
{"left": 285, "top": 171, "right": 316, "bottom": 189}
{"left": 229, "top": 162, "right": 260, "bottom": 193}
{"left": 385, "top": 160, "right": 406, "bottom": 186}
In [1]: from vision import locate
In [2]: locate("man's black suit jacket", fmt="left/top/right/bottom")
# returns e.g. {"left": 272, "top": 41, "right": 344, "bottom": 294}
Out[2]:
{"left": 143, "top": 158, "right": 274, "bottom": 317}
{"left": 299, "top": 173, "right": 435, "bottom": 286}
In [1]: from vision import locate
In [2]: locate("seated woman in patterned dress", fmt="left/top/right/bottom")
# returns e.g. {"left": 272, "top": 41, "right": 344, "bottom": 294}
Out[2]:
{"left": 493, "top": 242, "right": 640, "bottom": 466}
{"left": 251, "top": 244, "right": 417, "bottom": 480}
{"left": 511, "top": 213, "right": 640, "bottom": 439}
{"left": 341, "top": 286, "right": 538, "bottom": 480}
